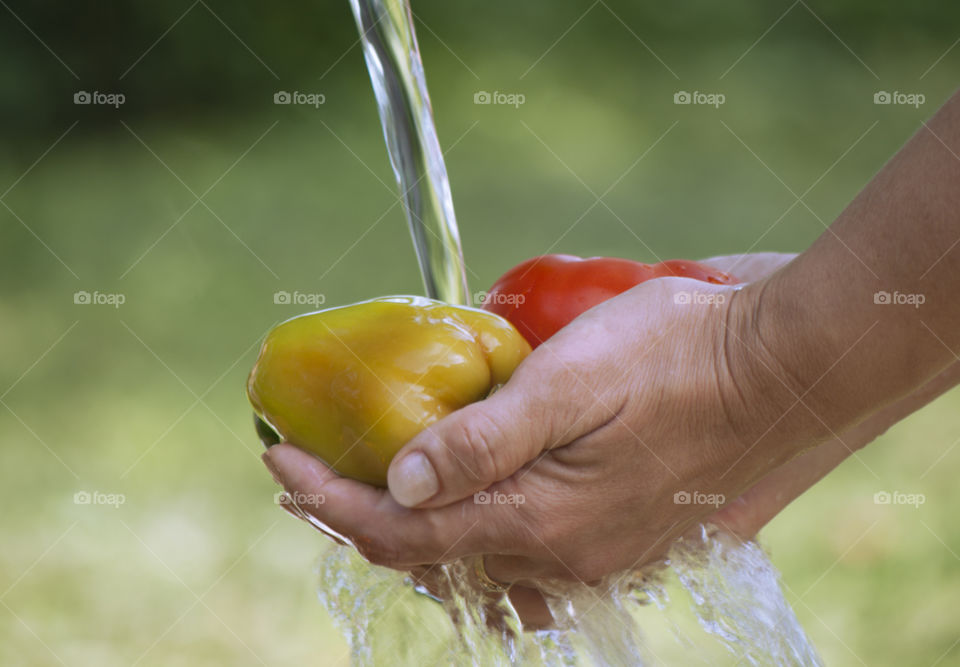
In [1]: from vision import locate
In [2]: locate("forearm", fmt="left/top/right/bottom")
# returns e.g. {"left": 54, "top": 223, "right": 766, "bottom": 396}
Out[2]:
{"left": 750, "top": 89, "right": 960, "bottom": 446}
{"left": 713, "top": 361, "right": 960, "bottom": 539}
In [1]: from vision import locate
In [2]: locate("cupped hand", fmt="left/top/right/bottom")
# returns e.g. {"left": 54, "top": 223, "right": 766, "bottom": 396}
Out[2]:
{"left": 263, "top": 251, "right": 960, "bottom": 627}
{"left": 265, "top": 252, "right": 817, "bottom": 583}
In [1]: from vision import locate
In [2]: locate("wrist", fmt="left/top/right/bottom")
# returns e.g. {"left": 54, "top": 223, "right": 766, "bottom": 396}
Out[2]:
{"left": 721, "top": 279, "right": 836, "bottom": 460}
{"left": 747, "top": 252, "right": 958, "bottom": 448}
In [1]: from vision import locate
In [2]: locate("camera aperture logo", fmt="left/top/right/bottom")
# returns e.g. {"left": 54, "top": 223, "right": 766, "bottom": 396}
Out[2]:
{"left": 474, "top": 490, "right": 525, "bottom": 506}
{"left": 674, "top": 90, "right": 725, "bottom": 108}
{"left": 273, "top": 290, "right": 326, "bottom": 306}
{"left": 473, "top": 91, "right": 526, "bottom": 108}
{"left": 673, "top": 490, "right": 725, "bottom": 507}
{"left": 474, "top": 290, "right": 525, "bottom": 307}
{"left": 275, "top": 491, "right": 325, "bottom": 507}
{"left": 873, "top": 290, "right": 924, "bottom": 308}
{"left": 873, "top": 91, "right": 925, "bottom": 108}
{"left": 74, "top": 91, "right": 125, "bottom": 108}
{"left": 73, "top": 290, "right": 126, "bottom": 308}
{"left": 873, "top": 490, "right": 925, "bottom": 508}
{"left": 274, "top": 91, "right": 326, "bottom": 108}
{"left": 73, "top": 490, "right": 125, "bottom": 508}
{"left": 673, "top": 290, "right": 725, "bottom": 307}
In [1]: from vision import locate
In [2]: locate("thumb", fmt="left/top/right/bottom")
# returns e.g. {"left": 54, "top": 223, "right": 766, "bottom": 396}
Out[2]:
{"left": 387, "top": 382, "right": 552, "bottom": 508}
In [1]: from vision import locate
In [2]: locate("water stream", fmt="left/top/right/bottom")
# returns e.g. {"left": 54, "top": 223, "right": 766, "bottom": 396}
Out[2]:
{"left": 315, "top": 1, "right": 824, "bottom": 664}
{"left": 348, "top": 0, "right": 469, "bottom": 306}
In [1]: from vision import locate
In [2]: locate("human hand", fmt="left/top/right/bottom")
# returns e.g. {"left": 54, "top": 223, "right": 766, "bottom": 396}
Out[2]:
{"left": 267, "top": 87, "right": 960, "bottom": 625}
{"left": 263, "top": 251, "right": 960, "bottom": 627}
{"left": 265, "top": 252, "right": 824, "bottom": 586}
{"left": 353, "top": 358, "right": 958, "bottom": 630}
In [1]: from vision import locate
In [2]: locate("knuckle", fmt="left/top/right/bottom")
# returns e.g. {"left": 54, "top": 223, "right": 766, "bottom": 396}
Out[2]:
{"left": 451, "top": 410, "right": 509, "bottom": 483}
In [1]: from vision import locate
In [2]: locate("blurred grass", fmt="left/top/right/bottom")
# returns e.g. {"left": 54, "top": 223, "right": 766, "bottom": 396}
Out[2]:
{"left": 2, "top": 1, "right": 960, "bottom": 664}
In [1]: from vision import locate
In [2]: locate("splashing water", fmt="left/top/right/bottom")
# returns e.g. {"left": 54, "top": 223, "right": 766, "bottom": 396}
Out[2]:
{"left": 668, "top": 528, "right": 822, "bottom": 665}
{"left": 312, "top": 0, "right": 824, "bottom": 664}
{"left": 318, "top": 526, "right": 821, "bottom": 666}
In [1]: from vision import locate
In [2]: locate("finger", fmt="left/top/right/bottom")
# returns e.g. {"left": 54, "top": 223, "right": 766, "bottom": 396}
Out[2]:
{"left": 699, "top": 252, "right": 796, "bottom": 283}
{"left": 483, "top": 554, "right": 570, "bottom": 586}
{"left": 272, "top": 485, "right": 350, "bottom": 545}
{"left": 387, "top": 366, "right": 566, "bottom": 508}
{"left": 412, "top": 563, "right": 554, "bottom": 630}
{"left": 483, "top": 553, "right": 615, "bottom": 586}
{"left": 265, "top": 443, "right": 500, "bottom": 568}
{"left": 507, "top": 586, "right": 555, "bottom": 631}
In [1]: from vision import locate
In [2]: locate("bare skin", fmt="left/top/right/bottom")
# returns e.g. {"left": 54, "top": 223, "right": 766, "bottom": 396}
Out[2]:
{"left": 264, "top": 90, "right": 960, "bottom": 623}
{"left": 400, "top": 353, "right": 960, "bottom": 629}
{"left": 264, "top": 253, "right": 960, "bottom": 627}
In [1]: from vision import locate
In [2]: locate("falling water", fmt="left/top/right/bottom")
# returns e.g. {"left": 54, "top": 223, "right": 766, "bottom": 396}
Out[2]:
{"left": 312, "top": 0, "right": 824, "bottom": 664}
{"left": 348, "top": 0, "right": 469, "bottom": 306}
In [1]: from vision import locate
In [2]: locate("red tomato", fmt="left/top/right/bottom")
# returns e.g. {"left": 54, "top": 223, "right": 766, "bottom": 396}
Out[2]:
{"left": 480, "top": 254, "right": 739, "bottom": 347}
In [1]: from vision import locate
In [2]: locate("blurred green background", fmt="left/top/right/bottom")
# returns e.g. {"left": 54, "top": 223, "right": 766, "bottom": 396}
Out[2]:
{"left": 2, "top": 0, "right": 959, "bottom": 665}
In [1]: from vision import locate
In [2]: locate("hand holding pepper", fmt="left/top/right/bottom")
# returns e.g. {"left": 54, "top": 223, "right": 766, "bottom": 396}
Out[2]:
{"left": 263, "top": 89, "right": 960, "bottom": 606}
{"left": 264, "top": 252, "right": 819, "bottom": 582}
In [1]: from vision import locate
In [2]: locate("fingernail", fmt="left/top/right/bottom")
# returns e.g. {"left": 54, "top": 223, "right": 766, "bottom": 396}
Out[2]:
{"left": 262, "top": 451, "right": 284, "bottom": 486}
{"left": 389, "top": 452, "right": 439, "bottom": 507}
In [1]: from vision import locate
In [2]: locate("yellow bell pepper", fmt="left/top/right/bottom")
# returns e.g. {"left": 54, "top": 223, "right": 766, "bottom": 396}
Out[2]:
{"left": 247, "top": 296, "right": 531, "bottom": 486}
